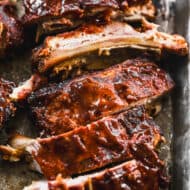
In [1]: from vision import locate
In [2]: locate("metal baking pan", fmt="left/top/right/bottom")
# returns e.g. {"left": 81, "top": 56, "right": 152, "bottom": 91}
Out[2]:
{"left": 0, "top": 0, "right": 189, "bottom": 189}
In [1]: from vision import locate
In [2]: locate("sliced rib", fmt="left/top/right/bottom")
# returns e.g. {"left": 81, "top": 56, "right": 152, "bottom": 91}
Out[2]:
{"left": 10, "top": 74, "right": 47, "bottom": 101}
{"left": 0, "top": 106, "right": 165, "bottom": 179}
{"left": 23, "top": 159, "right": 168, "bottom": 190}
{"left": 32, "top": 20, "right": 188, "bottom": 75}
{"left": 21, "top": 0, "right": 155, "bottom": 40}
{"left": 28, "top": 58, "right": 174, "bottom": 135}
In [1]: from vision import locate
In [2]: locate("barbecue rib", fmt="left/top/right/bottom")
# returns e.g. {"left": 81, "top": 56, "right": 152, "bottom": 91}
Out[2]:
{"left": 10, "top": 74, "right": 47, "bottom": 101}
{"left": 0, "top": 106, "right": 165, "bottom": 179}
{"left": 23, "top": 159, "right": 168, "bottom": 190}
{"left": 32, "top": 20, "right": 188, "bottom": 76}
{"left": 21, "top": 0, "right": 155, "bottom": 40}
{"left": 28, "top": 59, "right": 174, "bottom": 135}
{"left": 0, "top": 1, "right": 23, "bottom": 57}
{"left": 0, "top": 78, "right": 15, "bottom": 128}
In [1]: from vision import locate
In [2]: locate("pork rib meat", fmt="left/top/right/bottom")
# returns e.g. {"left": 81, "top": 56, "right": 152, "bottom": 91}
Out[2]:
{"left": 24, "top": 159, "right": 168, "bottom": 190}
{"left": 28, "top": 58, "right": 174, "bottom": 135}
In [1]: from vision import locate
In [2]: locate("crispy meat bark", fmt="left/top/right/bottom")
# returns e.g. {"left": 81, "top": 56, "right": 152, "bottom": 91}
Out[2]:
{"left": 0, "top": 74, "right": 46, "bottom": 129}
{"left": 0, "top": 1, "right": 23, "bottom": 57}
{"left": 28, "top": 59, "right": 174, "bottom": 135}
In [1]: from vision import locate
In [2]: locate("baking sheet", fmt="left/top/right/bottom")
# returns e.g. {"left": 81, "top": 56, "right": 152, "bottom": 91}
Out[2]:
{"left": 0, "top": 0, "right": 189, "bottom": 189}
{"left": 170, "top": 0, "right": 190, "bottom": 190}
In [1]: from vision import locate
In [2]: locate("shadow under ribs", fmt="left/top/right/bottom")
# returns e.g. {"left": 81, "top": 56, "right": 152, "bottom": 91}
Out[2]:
{"left": 0, "top": 106, "right": 165, "bottom": 180}
{"left": 28, "top": 58, "right": 174, "bottom": 135}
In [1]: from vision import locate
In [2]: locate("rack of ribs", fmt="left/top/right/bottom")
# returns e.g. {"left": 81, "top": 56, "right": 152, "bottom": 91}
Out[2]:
{"left": 0, "top": 1, "right": 23, "bottom": 57}
{"left": 21, "top": 0, "right": 155, "bottom": 40}
{"left": 0, "top": 106, "right": 165, "bottom": 180}
{"left": 32, "top": 20, "right": 188, "bottom": 77}
{"left": 28, "top": 58, "right": 174, "bottom": 135}
{"left": 23, "top": 159, "right": 168, "bottom": 190}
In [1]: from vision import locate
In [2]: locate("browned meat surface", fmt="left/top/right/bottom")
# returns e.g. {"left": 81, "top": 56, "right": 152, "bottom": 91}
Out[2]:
{"left": 21, "top": 0, "right": 155, "bottom": 41}
{"left": 0, "top": 74, "right": 47, "bottom": 129}
{"left": 0, "top": 106, "right": 165, "bottom": 180}
{"left": 0, "top": 78, "right": 15, "bottom": 128}
{"left": 22, "top": 0, "right": 154, "bottom": 24}
{"left": 28, "top": 59, "right": 174, "bottom": 135}
{"left": 32, "top": 20, "right": 188, "bottom": 75}
{"left": 0, "top": 2, "right": 23, "bottom": 57}
{"left": 24, "top": 159, "right": 168, "bottom": 190}
{"left": 10, "top": 74, "right": 47, "bottom": 101}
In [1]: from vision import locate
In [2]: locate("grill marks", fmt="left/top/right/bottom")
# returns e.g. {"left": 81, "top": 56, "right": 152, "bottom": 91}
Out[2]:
{"left": 28, "top": 59, "right": 174, "bottom": 136}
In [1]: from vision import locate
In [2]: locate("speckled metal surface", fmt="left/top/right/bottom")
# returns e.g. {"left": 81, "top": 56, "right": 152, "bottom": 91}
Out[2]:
{"left": 171, "top": 1, "right": 190, "bottom": 190}
{"left": 0, "top": 0, "right": 189, "bottom": 190}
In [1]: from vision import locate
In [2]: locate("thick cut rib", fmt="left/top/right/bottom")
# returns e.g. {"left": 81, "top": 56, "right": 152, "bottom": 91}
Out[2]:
{"left": 22, "top": 0, "right": 154, "bottom": 24}
{"left": 0, "top": 106, "right": 164, "bottom": 179}
{"left": 28, "top": 59, "right": 174, "bottom": 135}
{"left": 23, "top": 159, "right": 168, "bottom": 190}
{"left": 0, "top": 74, "right": 46, "bottom": 129}
{"left": 32, "top": 20, "right": 188, "bottom": 74}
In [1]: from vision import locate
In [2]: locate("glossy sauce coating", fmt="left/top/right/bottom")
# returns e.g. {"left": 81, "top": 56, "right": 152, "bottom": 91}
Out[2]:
{"left": 28, "top": 59, "right": 174, "bottom": 135}
{"left": 0, "top": 3, "right": 23, "bottom": 56}
{"left": 32, "top": 20, "right": 188, "bottom": 73}
{"left": 33, "top": 106, "right": 163, "bottom": 179}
